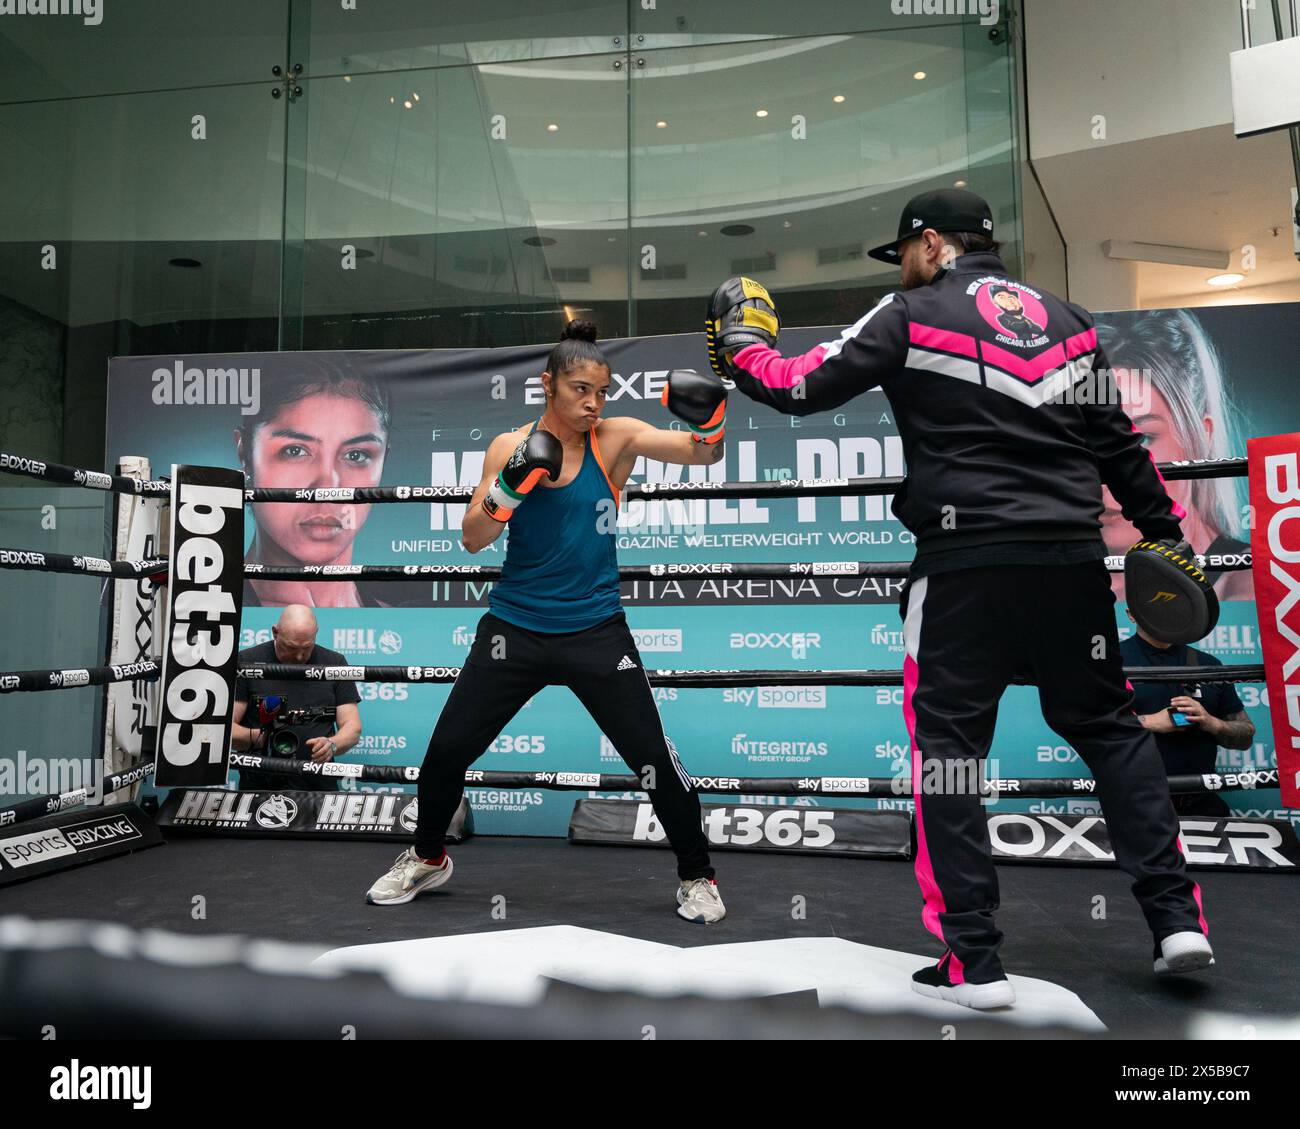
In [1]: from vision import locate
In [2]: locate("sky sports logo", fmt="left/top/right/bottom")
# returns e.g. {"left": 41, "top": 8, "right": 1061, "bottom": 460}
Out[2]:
{"left": 0, "top": 815, "right": 139, "bottom": 869}
{"left": 631, "top": 628, "right": 682, "bottom": 653}
{"left": 723, "top": 686, "right": 826, "bottom": 709}
{"left": 2, "top": 0, "right": 103, "bottom": 24}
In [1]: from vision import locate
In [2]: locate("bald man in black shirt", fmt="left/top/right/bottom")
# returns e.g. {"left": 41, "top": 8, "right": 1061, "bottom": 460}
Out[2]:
{"left": 230, "top": 605, "right": 363, "bottom": 792}
{"left": 1121, "top": 609, "right": 1256, "bottom": 816}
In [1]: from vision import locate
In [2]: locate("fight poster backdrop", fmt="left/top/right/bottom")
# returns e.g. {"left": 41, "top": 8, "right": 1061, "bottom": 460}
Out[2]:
{"left": 105, "top": 303, "right": 1300, "bottom": 833}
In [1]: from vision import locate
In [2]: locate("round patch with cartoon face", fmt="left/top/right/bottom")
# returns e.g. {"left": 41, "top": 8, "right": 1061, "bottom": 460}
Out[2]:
{"left": 976, "top": 282, "right": 1049, "bottom": 345}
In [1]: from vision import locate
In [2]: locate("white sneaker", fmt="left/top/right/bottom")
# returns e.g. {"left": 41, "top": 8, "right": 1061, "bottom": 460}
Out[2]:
{"left": 911, "top": 952, "right": 1016, "bottom": 1010}
{"left": 366, "top": 847, "right": 453, "bottom": 906}
{"left": 676, "top": 877, "right": 726, "bottom": 924}
{"left": 1154, "top": 931, "right": 1215, "bottom": 976}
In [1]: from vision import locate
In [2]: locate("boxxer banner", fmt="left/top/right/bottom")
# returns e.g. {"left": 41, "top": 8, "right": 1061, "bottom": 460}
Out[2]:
{"left": 153, "top": 466, "right": 245, "bottom": 788}
{"left": 1246, "top": 432, "right": 1300, "bottom": 809}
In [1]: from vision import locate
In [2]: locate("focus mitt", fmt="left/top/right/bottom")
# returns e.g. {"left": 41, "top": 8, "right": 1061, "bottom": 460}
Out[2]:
{"left": 1124, "top": 538, "right": 1219, "bottom": 645}
{"left": 706, "top": 276, "right": 779, "bottom": 378}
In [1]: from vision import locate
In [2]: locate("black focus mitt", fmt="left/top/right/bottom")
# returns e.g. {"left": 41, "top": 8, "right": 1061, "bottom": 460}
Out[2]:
{"left": 1124, "top": 538, "right": 1219, "bottom": 645}
{"left": 705, "top": 276, "right": 779, "bottom": 378}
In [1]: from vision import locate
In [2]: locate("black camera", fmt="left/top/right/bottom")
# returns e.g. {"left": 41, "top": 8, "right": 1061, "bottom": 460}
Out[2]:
{"left": 249, "top": 694, "right": 336, "bottom": 757}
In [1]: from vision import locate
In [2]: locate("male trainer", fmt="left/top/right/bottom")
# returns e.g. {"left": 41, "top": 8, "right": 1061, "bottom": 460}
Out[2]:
{"left": 706, "top": 188, "right": 1211, "bottom": 1009}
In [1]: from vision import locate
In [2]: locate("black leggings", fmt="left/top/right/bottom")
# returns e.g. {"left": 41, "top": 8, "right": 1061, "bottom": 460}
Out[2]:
{"left": 416, "top": 612, "right": 713, "bottom": 880}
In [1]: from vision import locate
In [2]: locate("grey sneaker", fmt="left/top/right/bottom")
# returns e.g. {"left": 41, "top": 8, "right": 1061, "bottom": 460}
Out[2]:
{"left": 676, "top": 877, "right": 726, "bottom": 924}
{"left": 366, "top": 847, "right": 453, "bottom": 906}
{"left": 1154, "top": 931, "right": 1215, "bottom": 976}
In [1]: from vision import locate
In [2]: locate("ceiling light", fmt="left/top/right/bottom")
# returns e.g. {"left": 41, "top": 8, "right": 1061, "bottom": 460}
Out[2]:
{"left": 914, "top": 71, "right": 927, "bottom": 80}
{"left": 782, "top": 220, "right": 793, "bottom": 228}
{"left": 656, "top": 120, "right": 668, "bottom": 128}
{"left": 755, "top": 109, "right": 769, "bottom": 118}
{"left": 833, "top": 94, "right": 846, "bottom": 103}
{"left": 403, "top": 100, "right": 412, "bottom": 109}
{"left": 1206, "top": 273, "right": 1244, "bottom": 286}
{"left": 412, "top": 93, "right": 419, "bottom": 102}
{"left": 954, "top": 179, "right": 967, "bottom": 188}
{"left": 547, "top": 123, "right": 559, "bottom": 132}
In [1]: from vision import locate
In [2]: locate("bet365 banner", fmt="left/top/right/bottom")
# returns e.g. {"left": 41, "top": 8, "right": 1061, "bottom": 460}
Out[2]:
{"left": 154, "top": 465, "right": 245, "bottom": 788}
{"left": 107, "top": 304, "right": 1300, "bottom": 831}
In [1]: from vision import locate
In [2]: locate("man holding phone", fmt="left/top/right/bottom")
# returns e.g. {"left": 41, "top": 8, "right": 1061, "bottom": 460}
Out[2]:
{"left": 1121, "top": 608, "right": 1255, "bottom": 815}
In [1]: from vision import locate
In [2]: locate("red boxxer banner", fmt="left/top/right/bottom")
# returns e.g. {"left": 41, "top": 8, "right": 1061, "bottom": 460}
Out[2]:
{"left": 1247, "top": 433, "right": 1300, "bottom": 809}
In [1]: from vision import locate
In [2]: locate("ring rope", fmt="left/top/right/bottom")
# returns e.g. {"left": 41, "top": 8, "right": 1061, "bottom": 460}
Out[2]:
{"left": 227, "top": 754, "right": 1280, "bottom": 799}
{"left": 0, "top": 552, "right": 1252, "bottom": 581}
{"left": 0, "top": 451, "right": 1249, "bottom": 504}
{"left": 0, "top": 661, "right": 1265, "bottom": 694}
{"left": 0, "top": 757, "right": 1277, "bottom": 830}
{"left": 228, "top": 663, "right": 1267, "bottom": 687}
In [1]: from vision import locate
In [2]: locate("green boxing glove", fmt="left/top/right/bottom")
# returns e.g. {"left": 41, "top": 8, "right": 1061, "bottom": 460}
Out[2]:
{"left": 661, "top": 369, "right": 727, "bottom": 445}
{"left": 482, "top": 430, "right": 563, "bottom": 522}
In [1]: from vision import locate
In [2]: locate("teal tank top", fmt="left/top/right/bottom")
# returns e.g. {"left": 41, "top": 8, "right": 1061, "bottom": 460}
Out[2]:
{"left": 488, "top": 423, "right": 622, "bottom": 633}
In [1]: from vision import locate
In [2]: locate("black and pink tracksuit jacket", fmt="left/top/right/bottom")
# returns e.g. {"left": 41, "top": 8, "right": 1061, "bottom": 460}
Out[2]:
{"left": 727, "top": 252, "right": 1185, "bottom": 556}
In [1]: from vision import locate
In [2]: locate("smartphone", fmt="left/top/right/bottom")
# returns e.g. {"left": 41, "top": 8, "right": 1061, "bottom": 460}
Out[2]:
{"left": 1168, "top": 683, "right": 1200, "bottom": 728}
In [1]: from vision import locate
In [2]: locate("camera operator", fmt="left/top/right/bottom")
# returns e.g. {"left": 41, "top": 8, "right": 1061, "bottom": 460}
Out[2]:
{"left": 231, "top": 604, "right": 362, "bottom": 792}
{"left": 1120, "top": 607, "right": 1255, "bottom": 816}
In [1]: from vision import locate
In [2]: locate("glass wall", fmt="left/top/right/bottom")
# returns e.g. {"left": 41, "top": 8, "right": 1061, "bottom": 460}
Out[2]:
{"left": 0, "top": 0, "right": 1021, "bottom": 473}
{"left": 0, "top": 0, "right": 1019, "bottom": 792}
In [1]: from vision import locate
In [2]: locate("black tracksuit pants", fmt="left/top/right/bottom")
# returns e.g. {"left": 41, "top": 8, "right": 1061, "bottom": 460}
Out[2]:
{"left": 901, "top": 561, "right": 1207, "bottom": 983}
{"left": 416, "top": 612, "right": 713, "bottom": 881}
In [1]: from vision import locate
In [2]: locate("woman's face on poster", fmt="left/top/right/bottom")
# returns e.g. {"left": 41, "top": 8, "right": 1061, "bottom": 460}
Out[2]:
{"left": 1100, "top": 369, "right": 1203, "bottom": 551}
{"left": 245, "top": 391, "right": 387, "bottom": 564}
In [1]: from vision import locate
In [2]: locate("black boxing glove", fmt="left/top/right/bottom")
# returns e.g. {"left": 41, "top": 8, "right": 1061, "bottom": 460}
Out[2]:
{"left": 661, "top": 369, "right": 727, "bottom": 445}
{"left": 482, "top": 430, "right": 563, "bottom": 522}
{"left": 705, "top": 276, "right": 779, "bottom": 379}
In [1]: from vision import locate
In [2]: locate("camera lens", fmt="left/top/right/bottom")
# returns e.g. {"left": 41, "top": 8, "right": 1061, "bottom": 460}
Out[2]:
{"left": 270, "top": 730, "right": 299, "bottom": 757}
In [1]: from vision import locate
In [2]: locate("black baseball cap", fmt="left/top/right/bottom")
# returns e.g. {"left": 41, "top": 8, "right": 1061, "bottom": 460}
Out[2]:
{"left": 867, "top": 188, "right": 995, "bottom": 263}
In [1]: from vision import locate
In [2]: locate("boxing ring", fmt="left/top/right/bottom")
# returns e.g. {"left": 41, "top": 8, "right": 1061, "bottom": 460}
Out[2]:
{"left": 1, "top": 449, "right": 1298, "bottom": 1040}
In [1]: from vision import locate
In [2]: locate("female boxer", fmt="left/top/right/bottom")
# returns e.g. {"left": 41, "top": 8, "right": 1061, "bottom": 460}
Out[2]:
{"left": 367, "top": 321, "right": 730, "bottom": 923}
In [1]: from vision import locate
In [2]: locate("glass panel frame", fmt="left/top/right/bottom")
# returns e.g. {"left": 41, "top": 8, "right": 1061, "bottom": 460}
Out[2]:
{"left": 0, "top": 0, "right": 292, "bottom": 104}
{"left": 284, "top": 53, "right": 631, "bottom": 351}
{"left": 628, "top": 19, "right": 1018, "bottom": 336}
{"left": 302, "top": 0, "right": 629, "bottom": 79}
